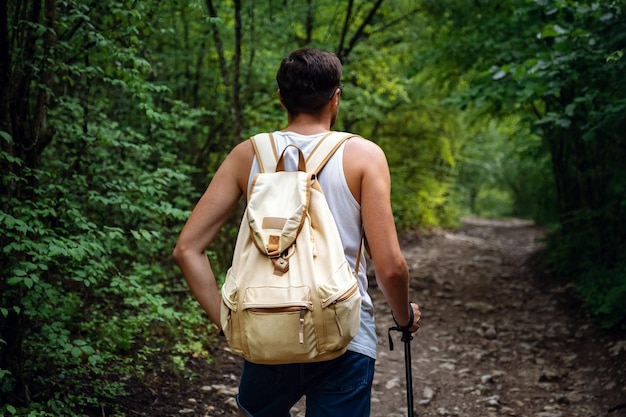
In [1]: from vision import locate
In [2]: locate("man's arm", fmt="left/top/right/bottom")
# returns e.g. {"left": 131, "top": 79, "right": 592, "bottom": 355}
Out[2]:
{"left": 344, "top": 138, "right": 420, "bottom": 331}
{"left": 172, "top": 140, "right": 254, "bottom": 328}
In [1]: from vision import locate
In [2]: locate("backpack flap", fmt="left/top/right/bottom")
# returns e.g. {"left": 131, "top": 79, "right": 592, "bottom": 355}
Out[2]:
{"left": 247, "top": 146, "right": 312, "bottom": 273}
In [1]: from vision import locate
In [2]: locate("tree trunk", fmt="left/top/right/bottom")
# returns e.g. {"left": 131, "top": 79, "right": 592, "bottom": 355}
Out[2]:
{"left": 0, "top": 0, "right": 57, "bottom": 406}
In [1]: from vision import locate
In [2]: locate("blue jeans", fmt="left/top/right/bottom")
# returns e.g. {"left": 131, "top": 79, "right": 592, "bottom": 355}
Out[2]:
{"left": 237, "top": 350, "right": 375, "bottom": 417}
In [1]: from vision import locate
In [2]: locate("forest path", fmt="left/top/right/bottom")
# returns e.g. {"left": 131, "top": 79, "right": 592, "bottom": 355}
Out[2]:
{"left": 120, "top": 218, "right": 626, "bottom": 417}
{"left": 364, "top": 217, "right": 625, "bottom": 417}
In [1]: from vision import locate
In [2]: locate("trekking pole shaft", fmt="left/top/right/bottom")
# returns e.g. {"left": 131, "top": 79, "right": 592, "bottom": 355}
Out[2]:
{"left": 403, "top": 331, "right": 414, "bottom": 417}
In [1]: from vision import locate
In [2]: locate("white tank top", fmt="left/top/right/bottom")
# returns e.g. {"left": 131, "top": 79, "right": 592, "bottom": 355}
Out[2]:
{"left": 247, "top": 131, "right": 378, "bottom": 360}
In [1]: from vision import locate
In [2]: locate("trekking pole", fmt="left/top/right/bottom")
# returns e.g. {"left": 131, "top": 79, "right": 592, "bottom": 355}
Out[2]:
{"left": 388, "top": 307, "right": 416, "bottom": 417}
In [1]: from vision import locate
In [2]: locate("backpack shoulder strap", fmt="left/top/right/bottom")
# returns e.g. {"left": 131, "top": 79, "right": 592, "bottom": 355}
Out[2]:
{"left": 252, "top": 131, "right": 358, "bottom": 174}
{"left": 250, "top": 133, "right": 278, "bottom": 173}
{"left": 307, "top": 131, "right": 359, "bottom": 175}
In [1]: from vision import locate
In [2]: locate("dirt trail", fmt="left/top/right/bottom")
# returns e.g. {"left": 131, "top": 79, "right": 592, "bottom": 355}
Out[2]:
{"left": 122, "top": 218, "right": 626, "bottom": 417}
{"left": 367, "top": 217, "right": 625, "bottom": 417}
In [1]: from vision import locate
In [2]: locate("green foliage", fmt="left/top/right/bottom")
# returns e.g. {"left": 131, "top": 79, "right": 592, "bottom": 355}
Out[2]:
{"left": 379, "top": 110, "right": 461, "bottom": 231}
{"left": 1, "top": 1, "right": 218, "bottom": 413}
{"left": 546, "top": 209, "right": 626, "bottom": 329}
{"left": 454, "top": 114, "right": 558, "bottom": 223}
{"left": 336, "top": 23, "right": 464, "bottom": 231}
{"left": 1, "top": 103, "right": 211, "bottom": 412}
{"left": 420, "top": 0, "right": 626, "bottom": 328}
{"left": 574, "top": 268, "right": 626, "bottom": 330}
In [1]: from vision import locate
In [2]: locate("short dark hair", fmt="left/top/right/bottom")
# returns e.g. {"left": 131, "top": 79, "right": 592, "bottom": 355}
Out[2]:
{"left": 276, "top": 48, "right": 342, "bottom": 115}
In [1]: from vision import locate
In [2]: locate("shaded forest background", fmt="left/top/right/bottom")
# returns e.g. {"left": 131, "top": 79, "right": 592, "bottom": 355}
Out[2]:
{"left": 1, "top": 0, "right": 625, "bottom": 415}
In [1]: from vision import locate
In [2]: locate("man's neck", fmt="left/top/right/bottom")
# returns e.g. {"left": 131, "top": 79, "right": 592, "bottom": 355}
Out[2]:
{"left": 282, "top": 114, "right": 332, "bottom": 136}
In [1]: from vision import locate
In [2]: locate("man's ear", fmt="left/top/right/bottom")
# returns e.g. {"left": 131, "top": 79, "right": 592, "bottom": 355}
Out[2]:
{"left": 329, "top": 89, "right": 341, "bottom": 109}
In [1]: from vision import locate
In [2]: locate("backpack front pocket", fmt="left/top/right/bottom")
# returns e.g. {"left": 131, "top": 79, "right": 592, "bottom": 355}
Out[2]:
{"left": 241, "top": 286, "right": 317, "bottom": 363}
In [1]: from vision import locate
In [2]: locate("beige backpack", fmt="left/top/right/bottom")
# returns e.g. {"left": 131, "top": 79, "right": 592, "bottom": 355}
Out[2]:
{"left": 220, "top": 131, "right": 362, "bottom": 364}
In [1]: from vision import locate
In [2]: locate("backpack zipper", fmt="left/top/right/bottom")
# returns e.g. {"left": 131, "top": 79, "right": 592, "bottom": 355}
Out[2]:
{"left": 227, "top": 311, "right": 233, "bottom": 340}
{"left": 332, "top": 284, "right": 359, "bottom": 337}
{"left": 299, "top": 307, "right": 306, "bottom": 344}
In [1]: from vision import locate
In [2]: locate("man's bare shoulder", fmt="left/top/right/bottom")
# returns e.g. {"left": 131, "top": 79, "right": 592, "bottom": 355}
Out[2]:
{"left": 219, "top": 138, "right": 254, "bottom": 170}
{"left": 230, "top": 138, "right": 255, "bottom": 159}
{"left": 344, "top": 135, "right": 387, "bottom": 165}
{"left": 217, "top": 139, "right": 255, "bottom": 193}
{"left": 341, "top": 135, "right": 390, "bottom": 202}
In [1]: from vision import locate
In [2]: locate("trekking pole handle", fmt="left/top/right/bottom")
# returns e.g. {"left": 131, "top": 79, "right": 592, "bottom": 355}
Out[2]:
{"left": 388, "top": 302, "right": 415, "bottom": 350}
